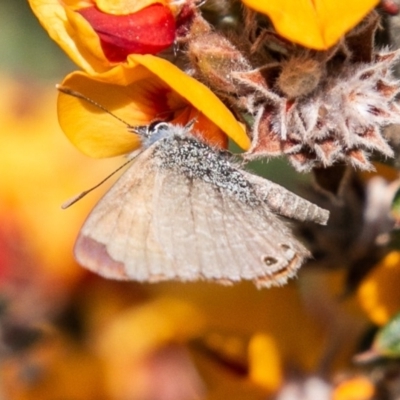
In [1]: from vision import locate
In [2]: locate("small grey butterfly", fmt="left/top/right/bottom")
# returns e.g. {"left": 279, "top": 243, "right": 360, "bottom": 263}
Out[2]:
{"left": 73, "top": 121, "right": 329, "bottom": 288}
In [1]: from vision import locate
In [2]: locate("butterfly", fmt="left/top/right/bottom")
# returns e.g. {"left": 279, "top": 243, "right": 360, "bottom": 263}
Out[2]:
{"left": 73, "top": 121, "right": 329, "bottom": 288}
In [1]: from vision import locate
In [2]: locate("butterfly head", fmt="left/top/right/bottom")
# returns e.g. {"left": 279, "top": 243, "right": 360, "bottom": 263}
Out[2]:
{"left": 131, "top": 120, "right": 196, "bottom": 149}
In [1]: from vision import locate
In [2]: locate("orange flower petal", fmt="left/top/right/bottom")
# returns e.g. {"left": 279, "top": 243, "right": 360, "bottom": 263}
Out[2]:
{"left": 58, "top": 57, "right": 249, "bottom": 157}
{"left": 357, "top": 251, "right": 400, "bottom": 325}
{"left": 58, "top": 72, "right": 151, "bottom": 158}
{"left": 248, "top": 333, "right": 282, "bottom": 392}
{"left": 128, "top": 54, "right": 250, "bottom": 150}
{"left": 333, "top": 376, "right": 375, "bottom": 400}
{"left": 97, "top": 297, "right": 205, "bottom": 358}
{"left": 95, "top": 297, "right": 205, "bottom": 400}
{"left": 242, "top": 0, "right": 379, "bottom": 50}
{"left": 57, "top": 71, "right": 228, "bottom": 157}
{"left": 0, "top": 74, "right": 124, "bottom": 289}
{"left": 1, "top": 334, "right": 104, "bottom": 400}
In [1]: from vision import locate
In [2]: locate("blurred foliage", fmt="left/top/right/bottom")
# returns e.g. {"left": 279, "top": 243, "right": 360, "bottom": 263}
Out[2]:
{"left": 0, "top": 0, "right": 74, "bottom": 80}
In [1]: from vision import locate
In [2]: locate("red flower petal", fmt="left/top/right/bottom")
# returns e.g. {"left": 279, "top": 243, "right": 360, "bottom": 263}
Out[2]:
{"left": 78, "top": 4, "right": 176, "bottom": 62}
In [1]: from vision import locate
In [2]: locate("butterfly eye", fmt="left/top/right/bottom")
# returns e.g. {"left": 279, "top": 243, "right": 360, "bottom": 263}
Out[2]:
{"left": 147, "top": 120, "right": 171, "bottom": 135}
{"left": 134, "top": 120, "right": 173, "bottom": 148}
{"left": 138, "top": 120, "right": 172, "bottom": 145}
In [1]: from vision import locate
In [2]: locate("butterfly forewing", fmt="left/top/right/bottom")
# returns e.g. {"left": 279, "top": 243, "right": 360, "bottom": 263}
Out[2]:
{"left": 75, "top": 135, "right": 311, "bottom": 288}
{"left": 75, "top": 148, "right": 159, "bottom": 280}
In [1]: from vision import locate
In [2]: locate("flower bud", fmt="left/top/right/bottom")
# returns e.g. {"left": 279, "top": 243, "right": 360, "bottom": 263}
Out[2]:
{"left": 276, "top": 57, "right": 324, "bottom": 98}
{"left": 187, "top": 32, "right": 251, "bottom": 94}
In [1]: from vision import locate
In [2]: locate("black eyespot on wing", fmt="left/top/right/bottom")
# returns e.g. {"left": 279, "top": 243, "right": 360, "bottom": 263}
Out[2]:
{"left": 263, "top": 256, "right": 278, "bottom": 266}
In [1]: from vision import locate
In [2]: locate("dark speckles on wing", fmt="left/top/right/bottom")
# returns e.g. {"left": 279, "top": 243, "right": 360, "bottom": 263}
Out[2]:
{"left": 152, "top": 134, "right": 261, "bottom": 207}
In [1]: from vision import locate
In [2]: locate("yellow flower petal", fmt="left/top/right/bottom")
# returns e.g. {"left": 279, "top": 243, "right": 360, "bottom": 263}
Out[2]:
{"left": 154, "top": 281, "right": 330, "bottom": 373}
{"left": 94, "top": 298, "right": 205, "bottom": 400}
{"left": 0, "top": 73, "right": 121, "bottom": 288}
{"left": 248, "top": 333, "right": 282, "bottom": 392}
{"left": 58, "top": 56, "right": 249, "bottom": 157}
{"left": 29, "top": 0, "right": 185, "bottom": 72}
{"left": 28, "top": 0, "right": 110, "bottom": 73}
{"left": 97, "top": 297, "right": 204, "bottom": 358}
{"left": 357, "top": 251, "right": 400, "bottom": 325}
{"left": 58, "top": 72, "right": 152, "bottom": 158}
{"left": 128, "top": 54, "right": 250, "bottom": 150}
{"left": 242, "top": 0, "right": 379, "bottom": 50}
{"left": 333, "top": 376, "right": 375, "bottom": 400}
{"left": 96, "top": 0, "right": 166, "bottom": 15}
{"left": 62, "top": 0, "right": 92, "bottom": 10}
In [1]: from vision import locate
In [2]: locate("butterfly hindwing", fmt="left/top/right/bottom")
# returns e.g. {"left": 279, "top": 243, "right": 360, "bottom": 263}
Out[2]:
{"left": 152, "top": 170, "right": 308, "bottom": 286}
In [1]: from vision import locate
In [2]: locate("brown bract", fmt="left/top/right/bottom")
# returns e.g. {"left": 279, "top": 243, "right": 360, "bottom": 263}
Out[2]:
{"left": 186, "top": 11, "right": 400, "bottom": 171}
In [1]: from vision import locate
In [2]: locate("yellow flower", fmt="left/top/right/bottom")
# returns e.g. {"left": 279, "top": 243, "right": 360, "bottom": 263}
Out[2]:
{"left": 0, "top": 73, "right": 121, "bottom": 287}
{"left": 93, "top": 296, "right": 205, "bottom": 399}
{"left": 242, "top": 0, "right": 379, "bottom": 50}
{"left": 153, "top": 268, "right": 367, "bottom": 382}
{"left": 248, "top": 333, "right": 282, "bottom": 392}
{"left": 58, "top": 54, "right": 250, "bottom": 157}
{"left": 357, "top": 251, "right": 400, "bottom": 326}
{"left": 1, "top": 332, "right": 104, "bottom": 400}
{"left": 28, "top": 0, "right": 180, "bottom": 73}
{"left": 332, "top": 376, "right": 375, "bottom": 400}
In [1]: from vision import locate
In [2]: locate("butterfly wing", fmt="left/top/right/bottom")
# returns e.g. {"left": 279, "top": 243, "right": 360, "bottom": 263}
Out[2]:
{"left": 241, "top": 171, "right": 330, "bottom": 225}
{"left": 149, "top": 169, "right": 309, "bottom": 287}
{"left": 75, "top": 144, "right": 309, "bottom": 288}
{"left": 74, "top": 148, "right": 160, "bottom": 282}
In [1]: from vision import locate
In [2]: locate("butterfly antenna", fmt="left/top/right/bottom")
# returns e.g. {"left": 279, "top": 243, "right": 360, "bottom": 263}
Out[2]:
{"left": 61, "top": 157, "right": 135, "bottom": 209}
{"left": 56, "top": 85, "right": 132, "bottom": 127}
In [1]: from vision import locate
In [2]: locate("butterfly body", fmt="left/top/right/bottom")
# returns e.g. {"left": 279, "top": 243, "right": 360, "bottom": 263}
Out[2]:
{"left": 75, "top": 123, "right": 329, "bottom": 288}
